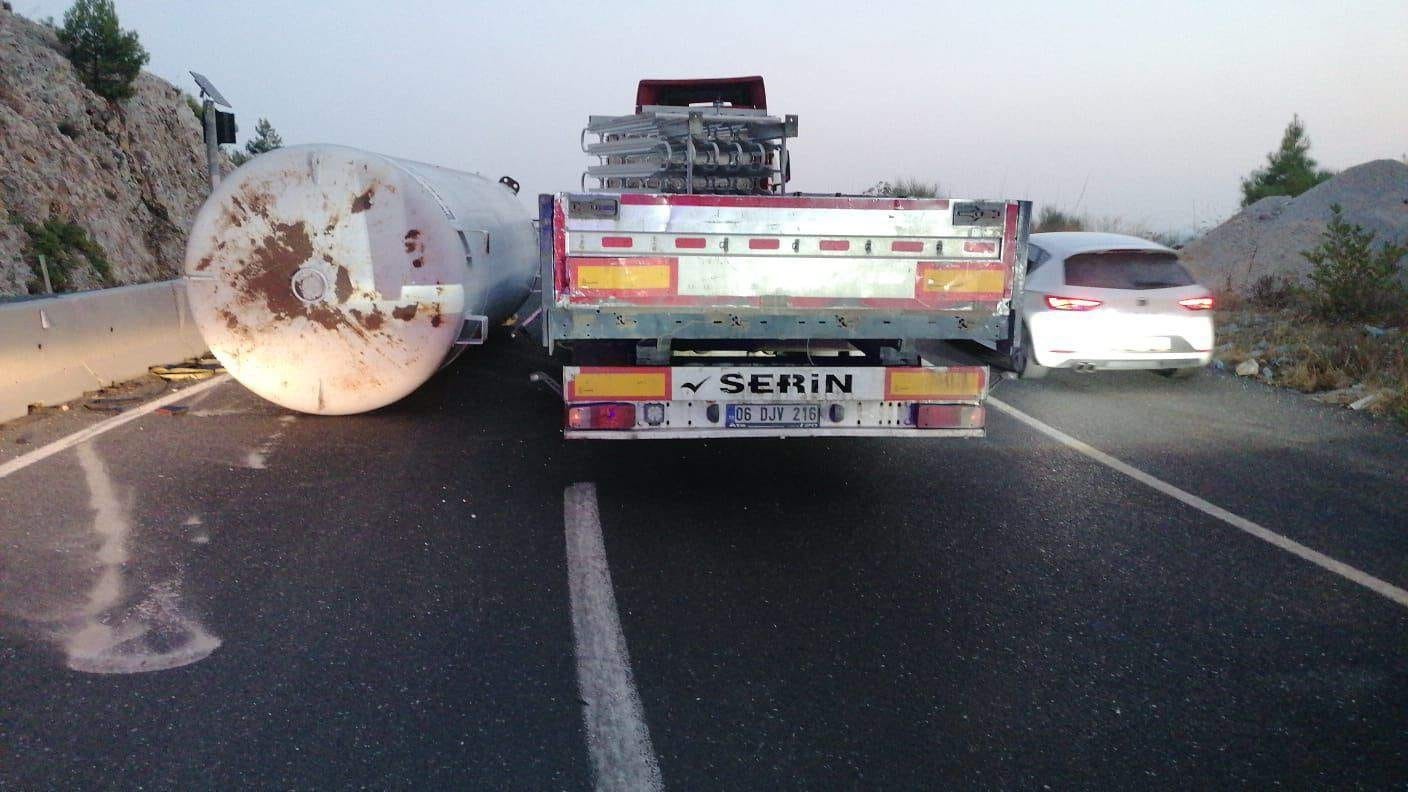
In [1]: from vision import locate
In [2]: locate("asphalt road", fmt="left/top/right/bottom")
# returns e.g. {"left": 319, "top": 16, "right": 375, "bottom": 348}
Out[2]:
{"left": 2, "top": 337, "right": 1406, "bottom": 789}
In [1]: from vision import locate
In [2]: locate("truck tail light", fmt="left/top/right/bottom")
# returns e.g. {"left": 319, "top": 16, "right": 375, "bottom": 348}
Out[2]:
{"left": 913, "top": 404, "right": 985, "bottom": 429}
{"left": 1178, "top": 296, "right": 1214, "bottom": 311}
{"left": 567, "top": 403, "right": 636, "bottom": 430}
{"left": 1045, "top": 295, "right": 1102, "bottom": 311}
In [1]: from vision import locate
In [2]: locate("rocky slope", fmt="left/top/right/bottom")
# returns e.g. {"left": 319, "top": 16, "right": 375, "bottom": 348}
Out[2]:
{"left": 0, "top": 8, "right": 214, "bottom": 296}
{"left": 1180, "top": 159, "right": 1408, "bottom": 293}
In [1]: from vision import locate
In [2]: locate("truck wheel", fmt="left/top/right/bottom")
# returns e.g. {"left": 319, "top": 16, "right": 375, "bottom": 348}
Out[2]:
{"left": 1012, "top": 325, "right": 1048, "bottom": 380}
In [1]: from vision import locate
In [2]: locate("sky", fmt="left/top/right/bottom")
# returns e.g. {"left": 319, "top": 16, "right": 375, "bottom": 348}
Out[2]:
{"left": 16, "top": 0, "right": 1408, "bottom": 233}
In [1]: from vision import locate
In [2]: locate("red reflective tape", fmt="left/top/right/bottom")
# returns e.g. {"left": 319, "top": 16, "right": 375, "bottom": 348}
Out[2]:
{"left": 601, "top": 236, "right": 633, "bottom": 248}
{"left": 674, "top": 237, "right": 707, "bottom": 249}
{"left": 819, "top": 240, "right": 850, "bottom": 251}
{"left": 617, "top": 194, "right": 951, "bottom": 210}
{"left": 891, "top": 241, "right": 925, "bottom": 253}
{"left": 963, "top": 240, "right": 996, "bottom": 253}
{"left": 748, "top": 238, "right": 780, "bottom": 250}
{"left": 553, "top": 200, "right": 568, "bottom": 294}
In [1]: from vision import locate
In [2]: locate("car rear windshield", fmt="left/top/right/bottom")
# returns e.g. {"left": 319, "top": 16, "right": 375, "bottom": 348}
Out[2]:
{"left": 1063, "top": 251, "right": 1195, "bottom": 290}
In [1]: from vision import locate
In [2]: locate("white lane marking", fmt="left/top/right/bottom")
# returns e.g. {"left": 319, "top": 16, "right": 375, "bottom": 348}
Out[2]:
{"left": 0, "top": 374, "right": 231, "bottom": 479}
{"left": 988, "top": 397, "right": 1408, "bottom": 610}
{"left": 564, "top": 483, "right": 664, "bottom": 792}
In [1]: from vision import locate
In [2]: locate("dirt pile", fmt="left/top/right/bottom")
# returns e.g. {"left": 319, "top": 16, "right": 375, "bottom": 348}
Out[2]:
{"left": 0, "top": 8, "right": 216, "bottom": 296}
{"left": 1180, "top": 159, "right": 1408, "bottom": 292}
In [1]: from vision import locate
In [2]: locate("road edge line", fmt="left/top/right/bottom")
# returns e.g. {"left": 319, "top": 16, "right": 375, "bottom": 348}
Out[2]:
{"left": 564, "top": 482, "right": 664, "bottom": 792}
{"left": 0, "top": 374, "right": 231, "bottom": 479}
{"left": 988, "top": 396, "right": 1408, "bottom": 610}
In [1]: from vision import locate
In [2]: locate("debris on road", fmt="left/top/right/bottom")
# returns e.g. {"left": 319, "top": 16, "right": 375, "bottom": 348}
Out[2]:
{"left": 1349, "top": 394, "right": 1382, "bottom": 411}
{"left": 150, "top": 366, "right": 216, "bottom": 381}
{"left": 1236, "top": 359, "right": 1261, "bottom": 377}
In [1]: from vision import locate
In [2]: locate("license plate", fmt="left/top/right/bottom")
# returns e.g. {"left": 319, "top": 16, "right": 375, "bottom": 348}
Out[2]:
{"left": 726, "top": 403, "right": 821, "bottom": 428}
{"left": 1126, "top": 336, "right": 1172, "bottom": 352}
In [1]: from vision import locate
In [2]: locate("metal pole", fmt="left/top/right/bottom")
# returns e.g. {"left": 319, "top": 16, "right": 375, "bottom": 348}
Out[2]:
{"left": 38, "top": 254, "right": 53, "bottom": 294}
{"left": 202, "top": 97, "right": 220, "bottom": 190}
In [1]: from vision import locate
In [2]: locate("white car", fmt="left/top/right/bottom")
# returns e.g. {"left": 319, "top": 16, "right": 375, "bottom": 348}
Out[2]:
{"left": 1011, "top": 232, "right": 1215, "bottom": 379}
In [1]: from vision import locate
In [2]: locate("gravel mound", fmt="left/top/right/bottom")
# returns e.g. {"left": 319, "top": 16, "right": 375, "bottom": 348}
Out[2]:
{"left": 1180, "top": 159, "right": 1408, "bottom": 292}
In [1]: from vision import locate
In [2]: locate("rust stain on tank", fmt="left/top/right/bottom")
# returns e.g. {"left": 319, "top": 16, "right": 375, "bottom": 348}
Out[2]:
{"left": 351, "top": 187, "right": 375, "bottom": 214}
{"left": 304, "top": 303, "right": 344, "bottom": 331}
{"left": 411, "top": 257, "right": 424, "bottom": 268}
{"left": 239, "top": 221, "right": 316, "bottom": 320}
{"left": 324, "top": 215, "right": 340, "bottom": 234}
{"left": 350, "top": 307, "right": 385, "bottom": 331}
{"left": 391, "top": 304, "right": 418, "bottom": 321}
{"left": 333, "top": 266, "right": 354, "bottom": 303}
{"left": 219, "top": 309, "right": 240, "bottom": 329}
{"left": 195, "top": 255, "right": 214, "bottom": 271}
{"left": 403, "top": 229, "right": 421, "bottom": 253}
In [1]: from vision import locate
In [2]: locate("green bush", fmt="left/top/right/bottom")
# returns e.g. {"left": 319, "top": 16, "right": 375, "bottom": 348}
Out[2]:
{"left": 20, "top": 217, "right": 112, "bottom": 293}
{"left": 58, "top": 0, "right": 149, "bottom": 101}
{"left": 1302, "top": 204, "right": 1407, "bottom": 321}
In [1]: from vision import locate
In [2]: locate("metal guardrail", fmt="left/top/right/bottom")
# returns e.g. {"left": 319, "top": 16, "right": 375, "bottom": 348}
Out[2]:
{"left": 0, "top": 280, "right": 209, "bottom": 423}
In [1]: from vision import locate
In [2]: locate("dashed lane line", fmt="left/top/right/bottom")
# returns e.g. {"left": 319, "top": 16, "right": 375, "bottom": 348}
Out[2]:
{"left": 988, "top": 397, "right": 1408, "bottom": 610}
{"left": 564, "top": 482, "right": 664, "bottom": 792}
{"left": 0, "top": 375, "right": 231, "bottom": 480}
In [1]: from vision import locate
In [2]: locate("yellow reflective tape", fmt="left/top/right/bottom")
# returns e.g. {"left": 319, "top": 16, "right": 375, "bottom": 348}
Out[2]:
{"left": 573, "top": 371, "right": 669, "bottom": 398}
{"left": 919, "top": 268, "right": 1006, "bottom": 294}
{"left": 888, "top": 370, "right": 982, "bottom": 398}
{"left": 577, "top": 264, "right": 672, "bottom": 291}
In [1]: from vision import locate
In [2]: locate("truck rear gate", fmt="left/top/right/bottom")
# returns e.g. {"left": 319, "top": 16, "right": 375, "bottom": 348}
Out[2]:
{"left": 542, "top": 193, "right": 1024, "bottom": 347}
{"left": 540, "top": 192, "right": 1030, "bottom": 439}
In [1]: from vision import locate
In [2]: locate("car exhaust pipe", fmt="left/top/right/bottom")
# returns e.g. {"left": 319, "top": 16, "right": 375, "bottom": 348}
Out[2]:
{"left": 1073, "top": 362, "right": 1098, "bottom": 373}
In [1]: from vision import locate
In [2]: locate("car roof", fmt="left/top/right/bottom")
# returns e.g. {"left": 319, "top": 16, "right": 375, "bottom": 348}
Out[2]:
{"left": 1028, "top": 232, "right": 1175, "bottom": 259}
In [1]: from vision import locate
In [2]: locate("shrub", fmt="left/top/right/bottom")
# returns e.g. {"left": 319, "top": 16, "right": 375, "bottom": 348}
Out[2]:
{"left": 1245, "top": 273, "right": 1304, "bottom": 311}
{"left": 864, "top": 178, "right": 942, "bottom": 198}
{"left": 1301, "top": 204, "right": 1407, "bottom": 321}
{"left": 1034, "top": 206, "right": 1085, "bottom": 232}
{"left": 57, "top": 0, "right": 149, "bottom": 101}
{"left": 20, "top": 217, "right": 112, "bottom": 292}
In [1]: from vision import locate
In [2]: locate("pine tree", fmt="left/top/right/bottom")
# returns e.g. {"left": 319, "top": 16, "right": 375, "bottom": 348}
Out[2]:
{"left": 244, "top": 118, "right": 283, "bottom": 156}
{"left": 1240, "top": 115, "right": 1334, "bottom": 207}
{"left": 58, "top": 0, "right": 149, "bottom": 101}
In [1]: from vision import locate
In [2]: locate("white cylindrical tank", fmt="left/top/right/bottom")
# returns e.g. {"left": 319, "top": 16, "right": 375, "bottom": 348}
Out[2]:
{"left": 183, "top": 144, "right": 536, "bottom": 414}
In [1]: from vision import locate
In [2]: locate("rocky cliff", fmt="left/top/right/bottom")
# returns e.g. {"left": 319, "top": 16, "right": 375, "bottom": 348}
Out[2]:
{"left": 0, "top": 8, "right": 213, "bottom": 296}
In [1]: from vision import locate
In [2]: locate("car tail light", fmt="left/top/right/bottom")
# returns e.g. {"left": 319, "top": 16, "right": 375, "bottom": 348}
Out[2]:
{"left": 567, "top": 403, "right": 636, "bottom": 430}
{"left": 1178, "top": 296, "right": 1214, "bottom": 311}
{"left": 913, "top": 404, "right": 985, "bottom": 429}
{"left": 1045, "top": 295, "right": 1102, "bottom": 311}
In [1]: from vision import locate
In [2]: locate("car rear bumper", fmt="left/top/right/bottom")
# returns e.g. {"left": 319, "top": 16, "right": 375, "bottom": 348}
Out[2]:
{"left": 1039, "top": 353, "right": 1211, "bottom": 371}
{"left": 1028, "top": 311, "right": 1214, "bottom": 369}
